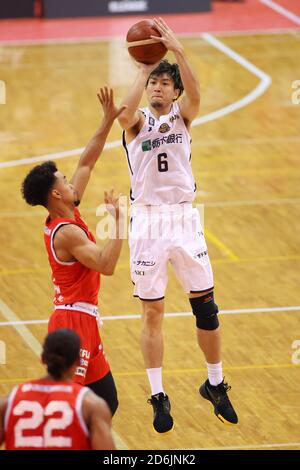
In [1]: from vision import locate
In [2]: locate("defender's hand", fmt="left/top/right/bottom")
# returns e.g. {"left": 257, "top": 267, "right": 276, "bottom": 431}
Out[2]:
{"left": 97, "top": 87, "right": 127, "bottom": 123}
{"left": 104, "top": 189, "right": 126, "bottom": 221}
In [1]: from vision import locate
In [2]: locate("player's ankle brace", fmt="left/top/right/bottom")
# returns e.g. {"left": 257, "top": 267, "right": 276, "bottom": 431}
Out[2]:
{"left": 190, "top": 292, "right": 219, "bottom": 330}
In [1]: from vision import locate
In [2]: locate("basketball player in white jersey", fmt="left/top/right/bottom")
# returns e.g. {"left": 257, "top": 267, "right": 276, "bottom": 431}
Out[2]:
{"left": 118, "top": 18, "right": 238, "bottom": 433}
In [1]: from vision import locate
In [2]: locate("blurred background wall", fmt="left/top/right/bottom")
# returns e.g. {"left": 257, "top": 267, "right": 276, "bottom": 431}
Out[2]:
{"left": 0, "top": 0, "right": 211, "bottom": 19}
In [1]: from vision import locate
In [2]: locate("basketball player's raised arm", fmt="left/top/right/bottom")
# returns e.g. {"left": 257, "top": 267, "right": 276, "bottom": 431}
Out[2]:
{"left": 118, "top": 63, "right": 158, "bottom": 131}
{"left": 54, "top": 190, "right": 125, "bottom": 276}
{"left": 151, "top": 18, "right": 200, "bottom": 124}
{"left": 0, "top": 397, "right": 7, "bottom": 446}
{"left": 70, "top": 88, "right": 126, "bottom": 202}
{"left": 83, "top": 392, "right": 116, "bottom": 450}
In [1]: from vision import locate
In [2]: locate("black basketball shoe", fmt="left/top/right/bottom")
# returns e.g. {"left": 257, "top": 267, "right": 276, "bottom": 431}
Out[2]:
{"left": 199, "top": 378, "right": 238, "bottom": 425}
{"left": 147, "top": 392, "right": 174, "bottom": 434}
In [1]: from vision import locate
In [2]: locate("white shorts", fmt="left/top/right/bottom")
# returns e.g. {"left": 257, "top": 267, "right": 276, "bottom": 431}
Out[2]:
{"left": 129, "top": 203, "right": 214, "bottom": 301}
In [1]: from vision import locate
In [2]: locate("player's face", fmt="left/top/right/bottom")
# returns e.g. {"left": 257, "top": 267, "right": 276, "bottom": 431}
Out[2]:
{"left": 146, "top": 73, "right": 179, "bottom": 109}
{"left": 52, "top": 171, "right": 79, "bottom": 207}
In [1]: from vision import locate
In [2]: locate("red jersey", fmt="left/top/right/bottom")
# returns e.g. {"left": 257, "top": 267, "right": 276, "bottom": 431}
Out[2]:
{"left": 44, "top": 208, "right": 100, "bottom": 306}
{"left": 5, "top": 379, "right": 91, "bottom": 450}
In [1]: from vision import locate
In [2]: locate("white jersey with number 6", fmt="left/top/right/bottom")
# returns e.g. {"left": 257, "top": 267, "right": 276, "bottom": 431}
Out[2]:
{"left": 123, "top": 102, "right": 196, "bottom": 206}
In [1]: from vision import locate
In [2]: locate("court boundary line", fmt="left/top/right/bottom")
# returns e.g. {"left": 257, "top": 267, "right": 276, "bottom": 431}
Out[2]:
{"left": 0, "top": 298, "right": 129, "bottom": 450}
{"left": 0, "top": 305, "right": 299, "bottom": 327}
{"left": 0, "top": 33, "right": 271, "bottom": 169}
{"left": 194, "top": 33, "right": 271, "bottom": 126}
{"left": 260, "top": 0, "right": 300, "bottom": 26}
{"left": 1, "top": 253, "right": 300, "bottom": 277}
{"left": 1, "top": 197, "right": 300, "bottom": 219}
{"left": 0, "top": 27, "right": 299, "bottom": 46}
{"left": 204, "top": 228, "right": 239, "bottom": 261}
{"left": 187, "top": 442, "right": 300, "bottom": 450}
{"left": 0, "top": 362, "right": 299, "bottom": 385}
{"left": 0, "top": 299, "right": 42, "bottom": 353}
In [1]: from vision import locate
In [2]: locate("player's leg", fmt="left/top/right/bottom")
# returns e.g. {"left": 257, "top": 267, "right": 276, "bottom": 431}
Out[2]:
{"left": 129, "top": 210, "right": 166, "bottom": 389}
{"left": 87, "top": 371, "right": 118, "bottom": 416}
{"left": 189, "top": 290, "right": 237, "bottom": 425}
{"left": 83, "top": 315, "right": 118, "bottom": 416}
{"left": 171, "top": 207, "right": 238, "bottom": 424}
{"left": 189, "top": 290, "right": 221, "bottom": 371}
{"left": 141, "top": 299, "right": 173, "bottom": 434}
{"left": 140, "top": 298, "right": 164, "bottom": 372}
{"left": 129, "top": 210, "right": 173, "bottom": 433}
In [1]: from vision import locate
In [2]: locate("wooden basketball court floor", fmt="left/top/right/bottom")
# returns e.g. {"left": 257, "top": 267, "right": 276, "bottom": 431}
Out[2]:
{"left": 0, "top": 3, "right": 300, "bottom": 451}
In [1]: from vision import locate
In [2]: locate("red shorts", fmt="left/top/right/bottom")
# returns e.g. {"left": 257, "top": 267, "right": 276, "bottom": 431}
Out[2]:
{"left": 48, "top": 309, "right": 110, "bottom": 385}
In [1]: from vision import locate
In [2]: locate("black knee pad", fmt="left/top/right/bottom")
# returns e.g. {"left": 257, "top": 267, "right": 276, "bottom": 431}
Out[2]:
{"left": 189, "top": 292, "right": 219, "bottom": 331}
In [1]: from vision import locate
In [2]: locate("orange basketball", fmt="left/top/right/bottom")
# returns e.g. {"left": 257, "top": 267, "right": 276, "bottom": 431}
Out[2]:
{"left": 126, "top": 19, "right": 167, "bottom": 65}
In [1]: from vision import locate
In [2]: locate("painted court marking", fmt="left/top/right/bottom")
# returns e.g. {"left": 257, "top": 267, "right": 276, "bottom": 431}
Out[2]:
{"left": 0, "top": 33, "right": 271, "bottom": 169}
{"left": 0, "top": 299, "right": 42, "bottom": 354}
{"left": 260, "top": 0, "right": 300, "bottom": 26}
{"left": 0, "top": 362, "right": 298, "bottom": 385}
{"left": 189, "top": 441, "right": 300, "bottom": 450}
{"left": 193, "top": 33, "right": 271, "bottom": 126}
{"left": 0, "top": 305, "right": 299, "bottom": 327}
{"left": 0, "top": 27, "right": 298, "bottom": 47}
{"left": 1, "top": 253, "right": 300, "bottom": 277}
{"left": 0, "top": 197, "right": 299, "bottom": 219}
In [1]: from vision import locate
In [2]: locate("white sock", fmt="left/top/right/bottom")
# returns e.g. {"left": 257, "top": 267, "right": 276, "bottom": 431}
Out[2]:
{"left": 206, "top": 361, "right": 223, "bottom": 386}
{"left": 146, "top": 367, "right": 164, "bottom": 396}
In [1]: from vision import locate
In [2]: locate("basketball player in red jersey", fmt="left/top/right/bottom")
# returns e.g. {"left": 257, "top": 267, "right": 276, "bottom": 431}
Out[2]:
{"left": 21, "top": 87, "right": 126, "bottom": 416}
{"left": 0, "top": 329, "right": 115, "bottom": 450}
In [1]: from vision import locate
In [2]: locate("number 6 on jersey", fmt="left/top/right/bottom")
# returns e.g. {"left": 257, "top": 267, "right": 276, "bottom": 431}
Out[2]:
{"left": 157, "top": 152, "right": 168, "bottom": 172}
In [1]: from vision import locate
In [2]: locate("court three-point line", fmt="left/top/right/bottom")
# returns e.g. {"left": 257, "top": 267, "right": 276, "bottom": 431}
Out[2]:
{"left": 0, "top": 35, "right": 271, "bottom": 169}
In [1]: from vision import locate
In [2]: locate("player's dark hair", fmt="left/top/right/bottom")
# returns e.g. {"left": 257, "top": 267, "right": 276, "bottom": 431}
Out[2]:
{"left": 42, "top": 329, "right": 80, "bottom": 380}
{"left": 146, "top": 59, "right": 184, "bottom": 98}
{"left": 21, "top": 161, "right": 58, "bottom": 208}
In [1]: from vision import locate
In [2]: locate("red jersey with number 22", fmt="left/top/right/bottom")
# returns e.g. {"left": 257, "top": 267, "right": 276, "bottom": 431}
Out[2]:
{"left": 5, "top": 379, "right": 91, "bottom": 450}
